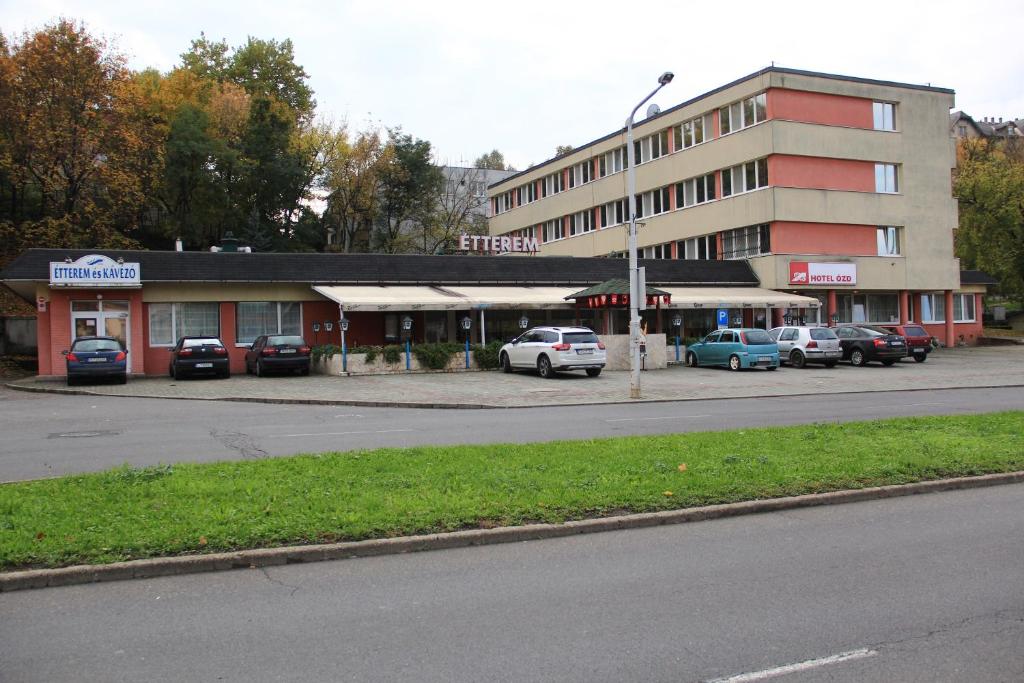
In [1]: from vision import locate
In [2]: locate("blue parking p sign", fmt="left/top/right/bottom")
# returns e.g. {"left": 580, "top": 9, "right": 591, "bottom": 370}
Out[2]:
{"left": 717, "top": 309, "right": 729, "bottom": 328}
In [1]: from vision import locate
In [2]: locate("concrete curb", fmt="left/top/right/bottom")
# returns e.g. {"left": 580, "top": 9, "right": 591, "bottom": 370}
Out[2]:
{"left": 3, "top": 471, "right": 1022, "bottom": 592}
{"left": 7, "top": 379, "right": 1024, "bottom": 411}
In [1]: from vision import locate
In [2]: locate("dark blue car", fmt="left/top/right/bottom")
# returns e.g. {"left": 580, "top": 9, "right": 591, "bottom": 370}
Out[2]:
{"left": 64, "top": 336, "right": 128, "bottom": 385}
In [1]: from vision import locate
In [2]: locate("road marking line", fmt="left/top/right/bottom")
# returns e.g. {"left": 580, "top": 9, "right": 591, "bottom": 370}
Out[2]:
{"left": 605, "top": 415, "right": 710, "bottom": 423}
{"left": 904, "top": 402, "right": 946, "bottom": 407}
{"left": 269, "top": 429, "right": 414, "bottom": 438}
{"left": 706, "top": 648, "right": 877, "bottom": 683}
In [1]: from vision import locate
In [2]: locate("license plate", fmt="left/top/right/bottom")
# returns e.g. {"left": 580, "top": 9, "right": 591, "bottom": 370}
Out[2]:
{"left": 196, "top": 362, "right": 213, "bottom": 368}
{"left": 576, "top": 349, "right": 593, "bottom": 354}
{"left": 87, "top": 357, "right": 107, "bottom": 363}
{"left": 758, "top": 355, "right": 773, "bottom": 362}
{"left": 913, "top": 347, "right": 925, "bottom": 352}
{"left": 891, "top": 341, "right": 904, "bottom": 346}
{"left": 279, "top": 349, "right": 296, "bottom": 354}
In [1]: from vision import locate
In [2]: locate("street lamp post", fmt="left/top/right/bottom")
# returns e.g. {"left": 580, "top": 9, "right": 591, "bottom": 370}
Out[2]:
{"left": 626, "top": 71, "right": 674, "bottom": 398}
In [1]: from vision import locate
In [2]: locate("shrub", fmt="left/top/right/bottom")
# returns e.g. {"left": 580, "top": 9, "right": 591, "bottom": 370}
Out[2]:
{"left": 382, "top": 344, "right": 403, "bottom": 365}
{"left": 311, "top": 344, "right": 340, "bottom": 363}
{"left": 473, "top": 340, "right": 504, "bottom": 370}
{"left": 412, "top": 342, "right": 462, "bottom": 370}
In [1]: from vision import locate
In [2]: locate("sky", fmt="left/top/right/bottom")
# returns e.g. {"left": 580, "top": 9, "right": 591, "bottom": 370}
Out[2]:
{"left": 3, "top": 0, "right": 1023, "bottom": 171}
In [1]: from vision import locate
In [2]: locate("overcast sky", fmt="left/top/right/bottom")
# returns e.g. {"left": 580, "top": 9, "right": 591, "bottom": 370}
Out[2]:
{"left": 4, "top": 0, "right": 1023, "bottom": 170}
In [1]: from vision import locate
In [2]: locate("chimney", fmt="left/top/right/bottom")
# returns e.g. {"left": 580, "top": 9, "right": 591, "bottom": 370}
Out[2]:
{"left": 219, "top": 231, "right": 240, "bottom": 253}
{"left": 175, "top": 237, "right": 183, "bottom": 252}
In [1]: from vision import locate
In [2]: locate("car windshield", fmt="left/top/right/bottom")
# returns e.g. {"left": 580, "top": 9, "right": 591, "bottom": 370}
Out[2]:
{"left": 183, "top": 338, "right": 222, "bottom": 348}
{"left": 563, "top": 331, "right": 599, "bottom": 344}
{"left": 809, "top": 328, "right": 838, "bottom": 340}
{"left": 73, "top": 339, "right": 122, "bottom": 352}
{"left": 742, "top": 330, "right": 773, "bottom": 344}
{"left": 268, "top": 336, "right": 305, "bottom": 346}
{"left": 903, "top": 326, "right": 927, "bottom": 336}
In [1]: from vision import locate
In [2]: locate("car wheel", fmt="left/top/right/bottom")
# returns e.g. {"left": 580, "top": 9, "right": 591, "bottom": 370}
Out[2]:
{"left": 824, "top": 360, "right": 838, "bottom": 368}
{"left": 850, "top": 348, "right": 866, "bottom": 367}
{"left": 245, "top": 361, "right": 252, "bottom": 375}
{"left": 881, "top": 359, "right": 896, "bottom": 367}
{"left": 790, "top": 350, "right": 806, "bottom": 369}
{"left": 585, "top": 368, "right": 602, "bottom": 377}
{"left": 117, "top": 374, "right": 127, "bottom": 385}
{"left": 500, "top": 353, "right": 512, "bottom": 373}
{"left": 685, "top": 351, "right": 698, "bottom": 368}
{"left": 537, "top": 355, "right": 555, "bottom": 379}
{"left": 728, "top": 355, "right": 742, "bottom": 371}
{"left": 913, "top": 354, "right": 927, "bottom": 363}
{"left": 66, "top": 375, "right": 77, "bottom": 387}
{"left": 172, "top": 363, "right": 183, "bottom": 380}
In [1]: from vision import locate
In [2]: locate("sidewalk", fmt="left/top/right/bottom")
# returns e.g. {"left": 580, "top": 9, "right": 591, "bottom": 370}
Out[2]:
{"left": 8, "top": 346, "right": 1024, "bottom": 408}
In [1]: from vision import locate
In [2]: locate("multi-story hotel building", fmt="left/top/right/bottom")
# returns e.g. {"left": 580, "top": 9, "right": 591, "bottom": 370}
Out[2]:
{"left": 487, "top": 67, "right": 988, "bottom": 346}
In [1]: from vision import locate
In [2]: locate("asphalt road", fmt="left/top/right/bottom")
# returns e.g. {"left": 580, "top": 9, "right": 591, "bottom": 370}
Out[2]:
{"left": 3, "top": 483, "right": 1022, "bottom": 682}
{"left": 3, "top": 385, "right": 1024, "bottom": 481}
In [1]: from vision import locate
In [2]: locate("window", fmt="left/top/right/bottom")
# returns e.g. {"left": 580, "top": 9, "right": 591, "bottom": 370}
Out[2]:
{"left": 836, "top": 294, "right": 900, "bottom": 324}
{"left": 544, "top": 171, "right": 565, "bottom": 196}
{"left": 542, "top": 218, "right": 564, "bottom": 243}
{"left": 877, "top": 226, "right": 901, "bottom": 256}
{"left": 600, "top": 146, "right": 626, "bottom": 177}
{"left": 953, "top": 294, "right": 976, "bottom": 322}
{"left": 674, "top": 114, "right": 711, "bottom": 149}
{"left": 600, "top": 200, "right": 626, "bottom": 228}
{"left": 721, "top": 158, "right": 768, "bottom": 197}
{"left": 678, "top": 234, "right": 717, "bottom": 260}
{"left": 720, "top": 224, "right": 771, "bottom": 259}
{"left": 149, "top": 303, "right": 220, "bottom": 346}
{"left": 570, "top": 210, "right": 594, "bottom": 236}
{"left": 875, "top": 163, "right": 898, "bottom": 193}
{"left": 920, "top": 293, "right": 946, "bottom": 323}
{"left": 236, "top": 302, "right": 301, "bottom": 344}
{"left": 675, "top": 173, "right": 717, "bottom": 208}
{"left": 573, "top": 160, "right": 593, "bottom": 186}
{"left": 873, "top": 102, "right": 895, "bottom": 131}
{"left": 720, "top": 93, "right": 767, "bottom": 135}
{"left": 643, "top": 243, "right": 672, "bottom": 259}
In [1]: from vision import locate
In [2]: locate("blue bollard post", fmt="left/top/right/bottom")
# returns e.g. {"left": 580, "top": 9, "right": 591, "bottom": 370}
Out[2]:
{"left": 465, "top": 338, "right": 470, "bottom": 369}
{"left": 675, "top": 335, "right": 680, "bottom": 361}
{"left": 342, "top": 341, "right": 347, "bottom": 373}
{"left": 406, "top": 340, "right": 411, "bottom": 370}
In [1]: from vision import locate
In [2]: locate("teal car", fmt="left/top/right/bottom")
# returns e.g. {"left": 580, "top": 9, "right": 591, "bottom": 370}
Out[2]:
{"left": 685, "top": 328, "right": 780, "bottom": 371}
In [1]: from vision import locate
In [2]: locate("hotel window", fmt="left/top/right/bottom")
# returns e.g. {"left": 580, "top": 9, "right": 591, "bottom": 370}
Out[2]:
{"left": 542, "top": 218, "right": 564, "bottom": 243}
{"left": 600, "top": 146, "right": 626, "bottom": 177}
{"left": 721, "top": 158, "right": 768, "bottom": 197}
{"left": 720, "top": 224, "right": 771, "bottom": 259}
{"left": 236, "top": 302, "right": 301, "bottom": 345}
{"left": 678, "top": 234, "right": 717, "bottom": 260}
{"left": 572, "top": 160, "right": 593, "bottom": 186}
{"left": 675, "top": 173, "right": 716, "bottom": 208}
{"left": 600, "top": 200, "right": 626, "bottom": 228}
{"left": 873, "top": 102, "right": 896, "bottom": 131}
{"left": 877, "top": 226, "right": 901, "bottom": 256}
{"left": 836, "top": 294, "right": 899, "bottom": 323}
{"left": 640, "top": 187, "right": 670, "bottom": 218}
{"left": 674, "top": 114, "right": 710, "bottom": 149}
{"left": 643, "top": 243, "right": 672, "bottom": 259}
{"left": 719, "top": 93, "right": 767, "bottom": 135}
{"left": 920, "top": 293, "right": 946, "bottom": 323}
{"left": 569, "top": 210, "right": 594, "bottom": 236}
{"left": 148, "top": 302, "right": 220, "bottom": 346}
{"left": 544, "top": 171, "right": 565, "bottom": 196}
{"left": 953, "top": 293, "right": 976, "bottom": 322}
{"left": 875, "top": 163, "right": 898, "bottom": 193}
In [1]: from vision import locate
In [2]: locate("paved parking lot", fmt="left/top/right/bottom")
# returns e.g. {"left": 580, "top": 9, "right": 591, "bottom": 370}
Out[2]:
{"left": 8, "top": 346, "right": 1024, "bottom": 408}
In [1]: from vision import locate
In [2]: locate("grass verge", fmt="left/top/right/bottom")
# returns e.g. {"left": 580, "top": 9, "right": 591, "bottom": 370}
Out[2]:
{"left": 2, "top": 412, "right": 1023, "bottom": 570}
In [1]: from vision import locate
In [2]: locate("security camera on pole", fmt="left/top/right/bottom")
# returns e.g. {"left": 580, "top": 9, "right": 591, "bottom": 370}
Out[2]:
{"left": 626, "top": 71, "right": 674, "bottom": 399}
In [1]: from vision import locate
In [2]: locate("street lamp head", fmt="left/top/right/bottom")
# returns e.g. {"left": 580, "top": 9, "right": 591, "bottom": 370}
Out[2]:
{"left": 658, "top": 72, "right": 674, "bottom": 86}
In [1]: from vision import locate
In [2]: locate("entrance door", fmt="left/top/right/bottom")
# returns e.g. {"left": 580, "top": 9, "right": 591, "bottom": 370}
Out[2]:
{"left": 70, "top": 300, "right": 131, "bottom": 367}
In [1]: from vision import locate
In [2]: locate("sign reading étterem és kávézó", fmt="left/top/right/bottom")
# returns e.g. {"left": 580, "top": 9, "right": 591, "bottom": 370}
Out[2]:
{"left": 49, "top": 254, "right": 141, "bottom": 287}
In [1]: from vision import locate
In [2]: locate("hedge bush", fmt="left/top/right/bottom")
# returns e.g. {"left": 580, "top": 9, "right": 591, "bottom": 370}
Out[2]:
{"left": 472, "top": 340, "right": 504, "bottom": 370}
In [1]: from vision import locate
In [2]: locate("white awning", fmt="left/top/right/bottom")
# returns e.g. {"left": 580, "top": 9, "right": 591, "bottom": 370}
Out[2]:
{"left": 442, "top": 286, "right": 577, "bottom": 309}
{"left": 661, "top": 287, "right": 821, "bottom": 309}
{"left": 312, "top": 285, "right": 465, "bottom": 311}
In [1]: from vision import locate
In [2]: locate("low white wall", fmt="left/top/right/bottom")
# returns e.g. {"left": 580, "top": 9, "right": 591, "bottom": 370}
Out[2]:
{"left": 601, "top": 334, "right": 667, "bottom": 371}
{"left": 313, "top": 351, "right": 478, "bottom": 375}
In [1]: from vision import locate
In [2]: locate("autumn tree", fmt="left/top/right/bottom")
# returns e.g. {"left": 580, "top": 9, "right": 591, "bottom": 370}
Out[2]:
{"left": 423, "top": 166, "right": 489, "bottom": 254}
{"left": 323, "top": 129, "right": 387, "bottom": 253}
{"left": 555, "top": 144, "right": 574, "bottom": 156}
{"left": 372, "top": 130, "right": 445, "bottom": 253}
{"left": 954, "top": 138, "right": 1024, "bottom": 298}
{"left": 474, "top": 149, "right": 515, "bottom": 172}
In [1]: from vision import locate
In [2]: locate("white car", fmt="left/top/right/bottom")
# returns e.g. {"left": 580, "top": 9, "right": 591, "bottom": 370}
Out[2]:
{"left": 768, "top": 326, "right": 843, "bottom": 368}
{"left": 499, "top": 326, "right": 607, "bottom": 378}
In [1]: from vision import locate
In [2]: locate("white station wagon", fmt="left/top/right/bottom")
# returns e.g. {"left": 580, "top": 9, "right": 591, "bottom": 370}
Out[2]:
{"left": 499, "top": 326, "right": 607, "bottom": 378}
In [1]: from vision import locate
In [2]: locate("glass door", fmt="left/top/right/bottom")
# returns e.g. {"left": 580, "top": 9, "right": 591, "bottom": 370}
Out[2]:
{"left": 70, "top": 300, "right": 131, "bottom": 368}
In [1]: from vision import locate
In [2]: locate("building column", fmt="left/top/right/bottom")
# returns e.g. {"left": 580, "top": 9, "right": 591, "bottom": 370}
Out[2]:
{"left": 827, "top": 290, "right": 837, "bottom": 326}
{"left": 900, "top": 290, "right": 910, "bottom": 324}
{"left": 944, "top": 290, "right": 955, "bottom": 347}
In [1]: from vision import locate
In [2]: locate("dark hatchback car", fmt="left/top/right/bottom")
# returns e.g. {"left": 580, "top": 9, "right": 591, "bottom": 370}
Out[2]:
{"left": 835, "top": 325, "right": 907, "bottom": 366}
{"left": 244, "top": 335, "right": 312, "bottom": 376}
{"left": 64, "top": 336, "right": 127, "bottom": 385}
{"left": 880, "top": 323, "right": 934, "bottom": 362}
{"left": 169, "top": 336, "right": 230, "bottom": 379}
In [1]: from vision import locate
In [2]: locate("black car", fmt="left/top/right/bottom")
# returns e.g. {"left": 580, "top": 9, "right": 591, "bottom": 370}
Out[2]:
{"left": 835, "top": 325, "right": 907, "bottom": 366}
{"left": 244, "top": 335, "right": 312, "bottom": 376}
{"left": 169, "top": 336, "right": 230, "bottom": 379}
{"left": 64, "top": 336, "right": 128, "bottom": 385}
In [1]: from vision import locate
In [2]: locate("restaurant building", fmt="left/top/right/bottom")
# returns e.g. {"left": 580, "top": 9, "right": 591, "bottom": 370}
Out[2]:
{"left": 486, "top": 66, "right": 988, "bottom": 346}
{"left": 2, "top": 247, "right": 827, "bottom": 378}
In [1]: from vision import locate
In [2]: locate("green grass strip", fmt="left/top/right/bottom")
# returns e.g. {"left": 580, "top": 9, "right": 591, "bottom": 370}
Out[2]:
{"left": 2, "top": 412, "right": 1023, "bottom": 570}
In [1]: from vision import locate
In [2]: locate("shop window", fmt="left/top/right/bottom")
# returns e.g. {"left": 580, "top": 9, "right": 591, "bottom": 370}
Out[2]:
{"left": 236, "top": 302, "right": 301, "bottom": 344}
{"left": 953, "top": 294, "right": 976, "bottom": 322}
{"left": 149, "top": 302, "right": 220, "bottom": 346}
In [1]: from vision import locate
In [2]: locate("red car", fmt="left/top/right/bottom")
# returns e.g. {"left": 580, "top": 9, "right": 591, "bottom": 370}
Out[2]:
{"left": 880, "top": 323, "right": 933, "bottom": 362}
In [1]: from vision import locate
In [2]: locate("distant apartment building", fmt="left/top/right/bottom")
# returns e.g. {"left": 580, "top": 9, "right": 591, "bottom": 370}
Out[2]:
{"left": 487, "top": 67, "right": 987, "bottom": 346}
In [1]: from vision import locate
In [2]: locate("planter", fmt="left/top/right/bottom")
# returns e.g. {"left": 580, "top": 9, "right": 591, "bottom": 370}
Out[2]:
{"left": 312, "top": 351, "right": 478, "bottom": 376}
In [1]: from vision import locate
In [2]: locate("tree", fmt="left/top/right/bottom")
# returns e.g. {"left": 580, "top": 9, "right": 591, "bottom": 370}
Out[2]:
{"left": 954, "top": 138, "right": 1024, "bottom": 298}
{"left": 323, "top": 129, "right": 387, "bottom": 253}
{"left": 423, "top": 166, "right": 488, "bottom": 254}
{"left": 474, "top": 149, "right": 515, "bottom": 172}
{"left": 555, "top": 144, "right": 574, "bottom": 156}
{"left": 373, "top": 130, "right": 444, "bottom": 253}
